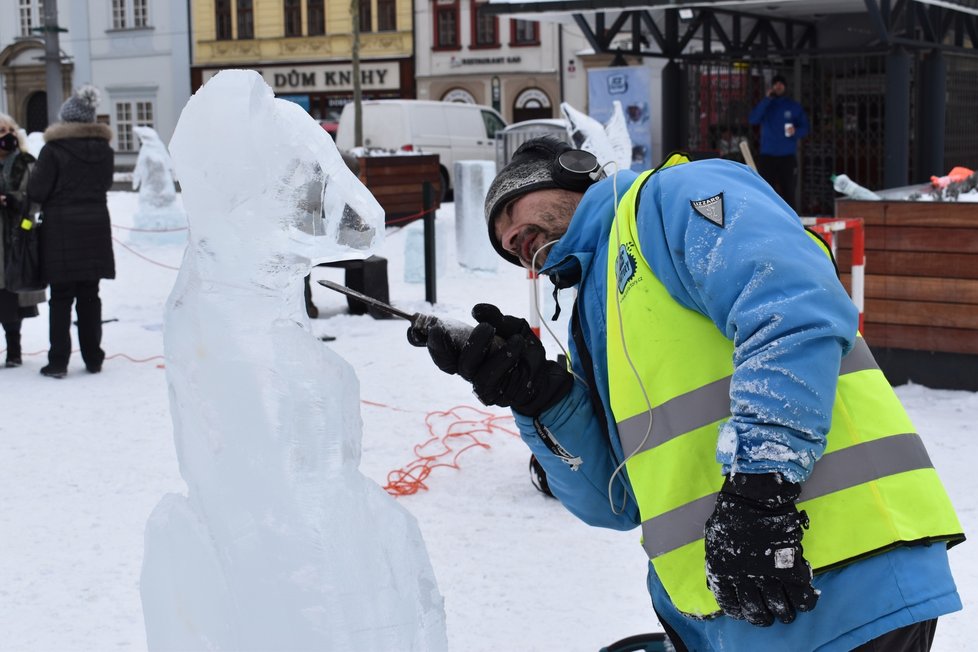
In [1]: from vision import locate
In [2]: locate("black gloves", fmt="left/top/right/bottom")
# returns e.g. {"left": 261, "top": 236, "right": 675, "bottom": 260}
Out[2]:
{"left": 408, "top": 304, "right": 573, "bottom": 417}
{"left": 704, "top": 472, "right": 818, "bottom": 627}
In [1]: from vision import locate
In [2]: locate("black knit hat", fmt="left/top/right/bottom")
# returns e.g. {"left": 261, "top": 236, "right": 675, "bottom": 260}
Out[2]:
{"left": 59, "top": 85, "right": 100, "bottom": 123}
{"left": 484, "top": 137, "right": 578, "bottom": 267}
{"left": 771, "top": 74, "right": 787, "bottom": 86}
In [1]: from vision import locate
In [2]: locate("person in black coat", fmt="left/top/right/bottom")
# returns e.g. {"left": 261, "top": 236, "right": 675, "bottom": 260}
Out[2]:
{"left": 27, "top": 85, "right": 115, "bottom": 378}
{"left": 0, "top": 113, "right": 45, "bottom": 368}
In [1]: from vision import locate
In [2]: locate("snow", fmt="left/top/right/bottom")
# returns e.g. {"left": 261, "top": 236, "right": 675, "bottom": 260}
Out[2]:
{"left": 0, "top": 191, "right": 974, "bottom": 650}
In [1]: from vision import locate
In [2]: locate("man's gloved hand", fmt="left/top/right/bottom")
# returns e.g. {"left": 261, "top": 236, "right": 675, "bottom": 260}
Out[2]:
{"left": 408, "top": 303, "right": 573, "bottom": 417}
{"left": 704, "top": 472, "right": 819, "bottom": 627}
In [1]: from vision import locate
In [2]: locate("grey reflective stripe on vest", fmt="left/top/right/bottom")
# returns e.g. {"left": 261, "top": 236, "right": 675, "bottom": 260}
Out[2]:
{"left": 641, "top": 432, "right": 934, "bottom": 559}
{"left": 840, "top": 337, "right": 879, "bottom": 375}
{"left": 618, "top": 338, "right": 878, "bottom": 458}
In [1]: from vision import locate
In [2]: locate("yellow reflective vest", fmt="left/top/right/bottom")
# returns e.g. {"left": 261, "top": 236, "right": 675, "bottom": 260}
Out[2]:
{"left": 605, "top": 166, "right": 964, "bottom": 618}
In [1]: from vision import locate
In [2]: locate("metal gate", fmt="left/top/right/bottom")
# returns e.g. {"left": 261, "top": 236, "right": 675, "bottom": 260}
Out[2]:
{"left": 945, "top": 54, "right": 978, "bottom": 172}
{"left": 684, "top": 55, "right": 892, "bottom": 216}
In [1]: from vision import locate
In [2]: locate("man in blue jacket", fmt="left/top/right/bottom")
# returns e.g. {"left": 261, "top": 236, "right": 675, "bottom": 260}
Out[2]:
{"left": 749, "top": 74, "right": 809, "bottom": 209}
{"left": 410, "top": 137, "right": 964, "bottom": 651}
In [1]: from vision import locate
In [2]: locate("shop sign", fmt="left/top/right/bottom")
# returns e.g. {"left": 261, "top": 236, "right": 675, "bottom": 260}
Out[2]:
{"left": 202, "top": 62, "right": 401, "bottom": 93}
{"left": 451, "top": 55, "right": 522, "bottom": 67}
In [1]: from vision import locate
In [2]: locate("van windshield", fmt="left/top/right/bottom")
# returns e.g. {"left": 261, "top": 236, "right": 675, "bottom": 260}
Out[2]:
{"left": 481, "top": 110, "right": 506, "bottom": 139}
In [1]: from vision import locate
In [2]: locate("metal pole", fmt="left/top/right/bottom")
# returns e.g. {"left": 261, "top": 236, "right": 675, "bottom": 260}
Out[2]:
{"left": 351, "top": 0, "right": 363, "bottom": 147}
{"left": 42, "top": 0, "right": 64, "bottom": 126}
{"left": 918, "top": 49, "right": 946, "bottom": 183}
{"left": 883, "top": 47, "right": 911, "bottom": 189}
{"left": 422, "top": 181, "right": 437, "bottom": 304}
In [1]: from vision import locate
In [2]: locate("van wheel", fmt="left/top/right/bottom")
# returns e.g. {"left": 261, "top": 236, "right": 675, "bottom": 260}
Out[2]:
{"left": 439, "top": 168, "right": 451, "bottom": 203}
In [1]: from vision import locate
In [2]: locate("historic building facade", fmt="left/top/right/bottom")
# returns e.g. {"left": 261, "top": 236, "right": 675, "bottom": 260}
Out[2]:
{"left": 191, "top": 0, "right": 415, "bottom": 125}
{"left": 414, "top": 0, "right": 585, "bottom": 123}
{"left": 0, "top": 0, "right": 191, "bottom": 166}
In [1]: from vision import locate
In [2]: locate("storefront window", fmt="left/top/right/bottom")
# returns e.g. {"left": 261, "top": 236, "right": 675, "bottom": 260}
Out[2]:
{"left": 307, "top": 0, "right": 325, "bottom": 35}
{"left": 284, "top": 0, "right": 301, "bottom": 37}
{"left": 434, "top": 1, "right": 459, "bottom": 49}
{"left": 237, "top": 0, "right": 254, "bottom": 39}
{"left": 360, "top": 0, "right": 372, "bottom": 32}
{"left": 377, "top": 0, "right": 396, "bottom": 31}
{"left": 215, "top": 0, "right": 232, "bottom": 40}
{"left": 510, "top": 19, "right": 539, "bottom": 46}
{"left": 471, "top": 1, "right": 497, "bottom": 47}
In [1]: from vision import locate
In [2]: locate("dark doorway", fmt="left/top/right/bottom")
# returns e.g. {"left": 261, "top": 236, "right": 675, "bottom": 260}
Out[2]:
{"left": 26, "top": 92, "right": 48, "bottom": 133}
{"left": 512, "top": 105, "right": 551, "bottom": 123}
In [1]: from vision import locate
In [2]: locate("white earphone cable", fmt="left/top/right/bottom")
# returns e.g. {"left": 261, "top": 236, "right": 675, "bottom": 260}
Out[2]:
{"left": 605, "top": 161, "right": 656, "bottom": 516}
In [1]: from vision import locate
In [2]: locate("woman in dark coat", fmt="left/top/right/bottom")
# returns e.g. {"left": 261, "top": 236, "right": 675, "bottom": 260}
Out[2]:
{"left": 0, "top": 113, "right": 45, "bottom": 368}
{"left": 27, "top": 85, "right": 115, "bottom": 378}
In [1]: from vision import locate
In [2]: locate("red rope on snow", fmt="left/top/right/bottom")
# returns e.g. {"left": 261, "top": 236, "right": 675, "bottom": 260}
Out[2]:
{"left": 382, "top": 404, "right": 518, "bottom": 497}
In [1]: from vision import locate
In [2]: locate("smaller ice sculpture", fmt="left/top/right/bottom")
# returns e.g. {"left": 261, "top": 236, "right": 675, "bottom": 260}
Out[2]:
{"left": 25, "top": 131, "right": 45, "bottom": 159}
{"left": 140, "top": 69, "right": 447, "bottom": 651}
{"left": 131, "top": 126, "right": 187, "bottom": 244}
{"left": 561, "top": 101, "right": 633, "bottom": 172}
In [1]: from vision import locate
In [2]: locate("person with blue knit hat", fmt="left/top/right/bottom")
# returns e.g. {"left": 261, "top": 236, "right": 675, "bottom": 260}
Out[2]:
{"left": 28, "top": 85, "right": 115, "bottom": 378}
{"left": 749, "top": 74, "right": 810, "bottom": 209}
{"left": 410, "top": 136, "right": 964, "bottom": 651}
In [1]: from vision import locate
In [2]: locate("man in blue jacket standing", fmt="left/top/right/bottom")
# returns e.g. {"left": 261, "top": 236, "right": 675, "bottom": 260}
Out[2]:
{"left": 749, "top": 74, "right": 809, "bottom": 209}
{"left": 410, "top": 137, "right": 963, "bottom": 651}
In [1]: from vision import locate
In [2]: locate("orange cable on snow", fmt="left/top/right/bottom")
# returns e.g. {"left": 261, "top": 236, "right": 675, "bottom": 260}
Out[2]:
{"left": 381, "top": 404, "right": 518, "bottom": 497}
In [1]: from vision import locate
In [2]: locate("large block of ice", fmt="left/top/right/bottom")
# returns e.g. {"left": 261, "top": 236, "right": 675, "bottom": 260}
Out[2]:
{"left": 403, "top": 218, "right": 450, "bottom": 284}
{"left": 140, "top": 69, "right": 446, "bottom": 651}
{"left": 454, "top": 160, "right": 498, "bottom": 272}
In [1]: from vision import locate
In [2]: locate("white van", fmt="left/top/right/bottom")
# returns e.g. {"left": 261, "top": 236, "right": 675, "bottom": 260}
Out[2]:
{"left": 335, "top": 100, "right": 507, "bottom": 195}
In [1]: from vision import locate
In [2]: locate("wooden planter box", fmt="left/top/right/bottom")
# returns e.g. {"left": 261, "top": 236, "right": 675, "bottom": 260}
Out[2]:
{"left": 356, "top": 154, "right": 442, "bottom": 227}
{"left": 834, "top": 199, "right": 978, "bottom": 389}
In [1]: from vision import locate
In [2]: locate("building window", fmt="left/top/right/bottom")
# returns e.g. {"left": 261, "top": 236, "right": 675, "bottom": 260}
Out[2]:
{"left": 510, "top": 18, "right": 539, "bottom": 45}
{"left": 115, "top": 100, "right": 154, "bottom": 152}
{"left": 433, "top": 0, "right": 459, "bottom": 49}
{"left": 133, "top": 0, "right": 148, "bottom": 27}
{"left": 307, "top": 0, "right": 325, "bottom": 36}
{"left": 284, "top": 0, "right": 302, "bottom": 36}
{"left": 215, "top": 0, "right": 232, "bottom": 39}
{"left": 111, "top": 0, "right": 149, "bottom": 29}
{"left": 237, "top": 0, "right": 253, "bottom": 38}
{"left": 359, "top": 0, "right": 372, "bottom": 32}
{"left": 112, "top": 0, "right": 126, "bottom": 29}
{"left": 377, "top": 0, "right": 396, "bottom": 31}
{"left": 19, "top": 0, "right": 43, "bottom": 38}
{"left": 471, "top": 1, "right": 498, "bottom": 48}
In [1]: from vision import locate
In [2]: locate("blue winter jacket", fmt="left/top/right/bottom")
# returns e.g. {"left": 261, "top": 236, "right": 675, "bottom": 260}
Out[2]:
{"left": 749, "top": 95, "right": 810, "bottom": 156}
{"left": 514, "top": 160, "right": 960, "bottom": 651}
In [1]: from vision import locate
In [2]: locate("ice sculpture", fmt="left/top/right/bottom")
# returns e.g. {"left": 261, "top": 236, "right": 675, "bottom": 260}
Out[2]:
{"left": 131, "top": 126, "right": 187, "bottom": 244}
{"left": 25, "top": 131, "right": 44, "bottom": 159}
{"left": 561, "top": 101, "right": 633, "bottom": 172}
{"left": 140, "top": 70, "right": 447, "bottom": 651}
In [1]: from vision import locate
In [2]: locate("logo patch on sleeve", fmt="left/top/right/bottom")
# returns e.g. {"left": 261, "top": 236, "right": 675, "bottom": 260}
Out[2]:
{"left": 690, "top": 193, "right": 725, "bottom": 227}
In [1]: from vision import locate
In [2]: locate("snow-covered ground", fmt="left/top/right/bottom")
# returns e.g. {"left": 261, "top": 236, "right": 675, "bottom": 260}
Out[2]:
{"left": 0, "top": 192, "right": 973, "bottom": 651}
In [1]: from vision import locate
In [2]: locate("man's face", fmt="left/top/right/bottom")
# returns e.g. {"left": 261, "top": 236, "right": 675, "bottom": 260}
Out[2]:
{"left": 494, "top": 188, "right": 581, "bottom": 271}
{"left": 772, "top": 81, "right": 786, "bottom": 96}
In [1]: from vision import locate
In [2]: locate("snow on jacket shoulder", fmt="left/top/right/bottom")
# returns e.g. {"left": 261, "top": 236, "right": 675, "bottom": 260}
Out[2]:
{"left": 516, "top": 157, "right": 959, "bottom": 651}
{"left": 528, "top": 159, "right": 856, "bottom": 494}
{"left": 635, "top": 158, "right": 857, "bottom": 482}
